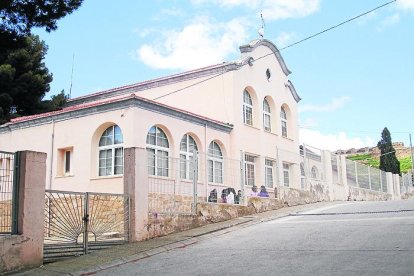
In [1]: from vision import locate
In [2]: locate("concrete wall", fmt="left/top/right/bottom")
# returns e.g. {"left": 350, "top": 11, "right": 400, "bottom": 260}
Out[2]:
{"left": 0, "top": 151, "right": 46, "bottom": 273}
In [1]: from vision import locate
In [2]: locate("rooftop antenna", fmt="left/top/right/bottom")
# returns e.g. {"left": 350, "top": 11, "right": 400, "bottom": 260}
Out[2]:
{"left": 258, "top": 11, "right": 265, "bottom": 38}
{"left": 69, "top": 53, "right": 75, "bottom": 99}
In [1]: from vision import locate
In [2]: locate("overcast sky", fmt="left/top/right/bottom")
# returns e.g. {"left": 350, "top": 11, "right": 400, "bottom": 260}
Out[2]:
{"left": 33, "top": 0, "right": 414, "bottom": 151}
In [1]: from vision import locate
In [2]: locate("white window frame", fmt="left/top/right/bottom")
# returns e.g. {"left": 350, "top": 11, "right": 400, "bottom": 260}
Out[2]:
{"left": 283, "top": 162, "right": 290, "bottom": 187}
{"left": 98, "top": 125, "right": 124, "bottom": 176}
{"left": 180, "top": 134, "right": 198, "bottom": 180}
{"left": 263, "top": 99, "right": 271, "bottom": 132}
{"left": 244, "top": 154, "right": 255, "bottom": 186}
{"left": 243, "top": 90, "right": 253, "bottom": 126}
{"left": 208, "top": 141, "right": 223, "bottom": 184}
{"left": 147, "top": 126, "right": 169, "bottom": 177}
{"left": 265, "top": 159, "right": 274, "bottom": 188}
{"left": 281, "top": 107, "right": 288, "bottom": 138}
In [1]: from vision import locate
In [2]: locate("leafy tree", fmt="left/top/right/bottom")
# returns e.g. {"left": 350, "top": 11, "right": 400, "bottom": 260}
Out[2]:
{"left": 1, "top": 0, "right": 83, "bottom": 39}
{"left": 377, "top": 127, "right": 400, "bottom": 175}
{"left": 0, "top": 0, "right": 83, "bottom": 124}
{"left": 39, "top": 90, "right": 68, "bottom": 112}
{"left": 0, "top": 35, "right": 53, "bottom": 124}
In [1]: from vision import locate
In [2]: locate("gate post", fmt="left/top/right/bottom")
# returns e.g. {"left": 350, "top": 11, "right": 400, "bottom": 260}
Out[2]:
{"left": 83, "top": 193, "right": 90, "bottom": 255}
{"left": 124, "top": 147, "right": 149, "bottom": 241}
{"left": 0, "top": 151, "right": 46, "bottom": 273}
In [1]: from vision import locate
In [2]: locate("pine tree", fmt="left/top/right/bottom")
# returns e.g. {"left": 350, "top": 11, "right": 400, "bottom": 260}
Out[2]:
{"left": 377, "top": 127, "right": 400, "bottom": 175}
{"left": 0, "top": 1, "right": 83, "bottom": 124}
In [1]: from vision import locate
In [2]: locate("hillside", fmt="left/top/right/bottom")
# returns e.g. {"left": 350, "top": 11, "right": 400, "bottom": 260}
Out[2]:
{"left": 347, "top": 154, "right": 412, "bottom": 174}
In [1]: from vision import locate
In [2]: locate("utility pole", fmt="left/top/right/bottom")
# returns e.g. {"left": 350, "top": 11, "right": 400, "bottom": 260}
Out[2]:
{"left": 410, "top": 134, "right": 414, "bottom": 175}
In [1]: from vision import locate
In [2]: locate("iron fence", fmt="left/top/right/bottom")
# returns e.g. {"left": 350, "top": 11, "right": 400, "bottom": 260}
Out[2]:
{"left": 0, "top": 151, "right": 17, "bottom": 234}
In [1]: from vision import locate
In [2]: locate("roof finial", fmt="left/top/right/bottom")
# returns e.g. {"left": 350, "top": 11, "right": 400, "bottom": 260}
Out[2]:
{"left": 258, "top": 11, "right": 265, "bottom": 38}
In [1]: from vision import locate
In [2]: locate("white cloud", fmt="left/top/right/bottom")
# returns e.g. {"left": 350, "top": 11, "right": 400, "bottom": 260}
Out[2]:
{"left": 275, "top": 32, "right": 297, "bottom": 48}
{"left": 299, "top": 96, "right": 351, "bottom": 113}
{"left": 191, "top": 0, "right": 261, "bottom": 8}
{"left": 136, "top": 17, "right": 248, "bottom": 70}
{"left": 262, "top": 0, "right": 320, "bottom": 20}
{"left": 356, "top": 11, "right": 378, "bottom": 25}
{"left": 396, "top": 0, "right": 414, "bottom": 10}
{"left": 299, "top": 129, "right": 375, "bottom": 151}
{"left": 191, "top": 0, "right": 320, "bottom": 20}
{"left": 381, "top": 13, "right": 400, "bottom": 27}
{"left": 152, "top": 8, "right": 186, "bottom": 20}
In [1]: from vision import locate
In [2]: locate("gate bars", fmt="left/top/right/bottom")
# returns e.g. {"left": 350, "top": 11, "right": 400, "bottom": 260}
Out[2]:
{"left": 0, "top": 151, "right": 19, "bottom": 234}
{"left": 44, "top": 190, "right": 130, "bottom": 262}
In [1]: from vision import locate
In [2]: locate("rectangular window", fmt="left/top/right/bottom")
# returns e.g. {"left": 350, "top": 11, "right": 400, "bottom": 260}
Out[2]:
{"left": 265, "top": 159, "right": 274, "bottom": 188}
{"left": 244, "top": 155, "right": 255, "bottom": 186}
{"left": 99, "top": 149, "right": 112, "bottom": 176}
{"left": 264, "top": 114, "right": 271, "bottom": 132}
{"left": 147, "top": 148, "right": 156, "bottom": 175}
{"left": 180, "top": 154, "right": 187, "bottom": 179}
{"left": 208, "top": 159, "right": 214, "bottom": 182}
{"left": 214, "top": 160, "right": 223, "bottom": 183}
{"left": 147, "top": 149, "right": 169, "bottom": 177}
{"left": 283, "top": 163, "right": 290, "bottom": 187}
{"left": 64, "top": 150, "right": 71, "bottom": 174}
{"left": 281, "top": 121, "right": 287, "bottom": 138}
{"left": 114, "top": 148, "right": 123, "bottom": 175}
{"left": 244, "top": 106, "right": 253, "bottom": 125}
{"left": 58, "top": 147, "right": 73, "bottom": 176}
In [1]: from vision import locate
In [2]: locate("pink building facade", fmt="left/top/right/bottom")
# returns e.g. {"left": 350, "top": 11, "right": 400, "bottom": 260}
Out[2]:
{"left": 0, "top": 39, "right": 302, "bottom": 196}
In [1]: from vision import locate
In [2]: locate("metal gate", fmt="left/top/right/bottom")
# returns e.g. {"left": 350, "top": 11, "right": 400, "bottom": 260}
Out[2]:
{"left": 0, "top": 151, "right": 19, "bottom": 234}
{"left": 44, "top": 190, "right": 130, "bottom": 263}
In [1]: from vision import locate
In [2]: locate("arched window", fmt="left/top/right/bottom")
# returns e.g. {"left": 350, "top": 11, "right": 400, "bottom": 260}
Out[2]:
{"left": 208, "top": 141, "right": 223, "bottom": 183}
{"left": 180, "top": 134, "right": 198, "bottom": 180}
{"left": 147, "top": 126, "right": 169, "bottom": 177}
{"left": 98, "top": 125, "right": 123, "bottom": 176}
{"left": 263, "top": 99, "right": 271, "bottom": 132}
{"left": 243, "top": 90, "right": 253, "bottom": 125}
{"left": 311, "top": 166, "right": 319, "bottom": 179}
{"left": 280, "top": 107, "right": 288, "bottom": 138}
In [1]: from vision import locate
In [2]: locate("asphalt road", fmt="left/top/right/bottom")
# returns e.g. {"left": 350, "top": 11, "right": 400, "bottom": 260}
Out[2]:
{"left": 99, "top": 200, "right": 414, "bottom": 276}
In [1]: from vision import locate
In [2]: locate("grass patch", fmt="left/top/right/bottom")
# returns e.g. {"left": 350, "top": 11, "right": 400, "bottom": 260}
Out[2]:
{"left": 347, "top": 153, "right": 412, "bottom": 173}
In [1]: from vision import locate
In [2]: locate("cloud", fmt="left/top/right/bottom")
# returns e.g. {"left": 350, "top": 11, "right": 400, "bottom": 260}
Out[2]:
{"left": 136, "top": 17, "right": 248, "bottom": 70}
{"left": 275, "top": 32, "right": 297, "bottom": 48}
{"left": 299, "top": 96, "right": 351, "bottom": 113}
{"left": 191, "top": 0, "right": 320, "bottom": 20}
{"left": 191, "top": 0, "right": 261, "bottom": 8}
{"left": 262, "top": 0, "right": 320, "bottom": 20}
{"left": 396, "top": 0, "right": 414, "bottom": 11}
{"left": 299, "top": 128, "right": 375, "bottom": 151}
{"left": 380, "top": 13, "right": 400, "bottom": 27}
{"left": 152, "top": 8, "right": 186, "bottom": 20}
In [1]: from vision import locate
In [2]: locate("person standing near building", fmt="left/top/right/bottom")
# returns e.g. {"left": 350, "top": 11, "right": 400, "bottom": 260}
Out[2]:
{"left": 249, "top": 186, "right": 259, "bottom": 197}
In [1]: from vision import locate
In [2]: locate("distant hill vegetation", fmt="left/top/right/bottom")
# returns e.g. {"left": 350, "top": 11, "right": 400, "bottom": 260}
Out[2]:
{"left": 341, "top": 142, "right": 412, "bottom": 174}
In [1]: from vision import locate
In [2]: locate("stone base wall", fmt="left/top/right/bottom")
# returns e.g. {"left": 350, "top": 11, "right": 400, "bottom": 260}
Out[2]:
{"left": 401, "top": 191, "right": 414, "bottom": 200}
{"left": 143, "top": 198, "right": 285, "bottom": 239}
{"left": 276, "top": 184, "right": 329, "bottom": 207}
{"left": 348, "top": 186, "right": 392, "bottom": 201}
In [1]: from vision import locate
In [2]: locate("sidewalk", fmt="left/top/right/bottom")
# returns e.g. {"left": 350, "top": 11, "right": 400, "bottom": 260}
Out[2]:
{"left": 17, "top": 201, "right": 341, "bottom": 276}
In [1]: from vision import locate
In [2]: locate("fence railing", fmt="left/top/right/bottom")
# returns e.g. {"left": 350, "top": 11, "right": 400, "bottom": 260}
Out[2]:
{"left": 143, "top": 144, "right": 398, "bottom": 214}
{"left": 344, "top": 158, "right": 388, "bottom": 193}
{"left": 0, "top": 151, "right": 17, "bottom": 234}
